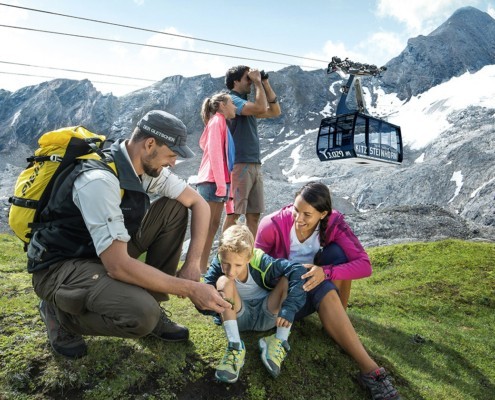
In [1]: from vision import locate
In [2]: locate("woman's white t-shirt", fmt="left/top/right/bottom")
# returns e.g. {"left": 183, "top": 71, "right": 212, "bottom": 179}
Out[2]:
{"left": 288, "top": 223, "right": 320, "bottom": 264}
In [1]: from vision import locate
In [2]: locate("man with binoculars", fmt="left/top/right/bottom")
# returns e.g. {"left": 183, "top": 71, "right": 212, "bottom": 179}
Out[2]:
{"left": 223, "top": 66, "right": 281, "bottom": 238}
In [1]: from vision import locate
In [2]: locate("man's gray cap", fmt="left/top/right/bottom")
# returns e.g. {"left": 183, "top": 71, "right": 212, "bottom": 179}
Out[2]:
{"left": 137, "top": 110, "right": 195, "bottom": 158}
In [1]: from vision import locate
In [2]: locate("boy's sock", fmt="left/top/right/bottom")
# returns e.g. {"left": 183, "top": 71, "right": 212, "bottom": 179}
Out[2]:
{"left": 223, "top": 319, "right": 241, "bottom": 344}
{"left": 275, "top": 326, "right": 291, "bottom": 342}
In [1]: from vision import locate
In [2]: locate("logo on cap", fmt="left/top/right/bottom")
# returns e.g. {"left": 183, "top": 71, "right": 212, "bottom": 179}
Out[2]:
{"left": 139, "top": 122, "right": 177, "bottom": 145}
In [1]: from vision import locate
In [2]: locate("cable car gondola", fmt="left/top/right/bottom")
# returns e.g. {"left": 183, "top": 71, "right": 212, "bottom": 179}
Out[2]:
{"left": 316, "top": 57, "right": 403, "bottom": 166}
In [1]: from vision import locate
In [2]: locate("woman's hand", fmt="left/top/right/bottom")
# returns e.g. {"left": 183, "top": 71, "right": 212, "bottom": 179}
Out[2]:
{"left": 302, "top": 264, "right": 325, "bottom": 291}
{"left": 276, "top": 316, "right": 292, "bottom": 328}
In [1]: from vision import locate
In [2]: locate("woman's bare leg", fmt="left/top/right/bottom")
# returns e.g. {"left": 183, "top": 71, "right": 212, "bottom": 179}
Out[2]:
{"left": 318, "top": 290, "right": 378, "bottom": 373}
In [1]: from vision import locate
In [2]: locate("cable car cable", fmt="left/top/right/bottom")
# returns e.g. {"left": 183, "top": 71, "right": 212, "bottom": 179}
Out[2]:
{"left": 0, "top": 24, "right": 321, "bottom": 69}
{"left": 0, "top": 71, "right": 142, "bottom": 87}
{"left": 0, "top": 3, "right": 328, "bottom": 64}
{"left": 0, "top": 61, "right": 157, "bottom": 82}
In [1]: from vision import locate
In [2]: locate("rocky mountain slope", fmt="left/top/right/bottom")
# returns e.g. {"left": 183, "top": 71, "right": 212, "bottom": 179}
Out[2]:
{"left": 1, "top": 6, "right": 494, "bottom": 246}
{"left": 381, "top": 6, "right": 495, "bottom": 100}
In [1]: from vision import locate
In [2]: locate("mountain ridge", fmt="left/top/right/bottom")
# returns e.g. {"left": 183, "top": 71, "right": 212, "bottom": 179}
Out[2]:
{"left": 1, "top": 6, "right": 494, "bottom": 245}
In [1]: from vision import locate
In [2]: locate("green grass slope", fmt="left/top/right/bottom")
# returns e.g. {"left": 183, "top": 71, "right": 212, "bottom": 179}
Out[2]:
{"left": 1, "top": 234, "right": 494, "bottom": 400}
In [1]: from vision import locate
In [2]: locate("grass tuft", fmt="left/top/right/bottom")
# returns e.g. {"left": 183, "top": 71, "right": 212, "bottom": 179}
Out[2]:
{"left": 1, "top": 235, "right": 494, "bottom": 399}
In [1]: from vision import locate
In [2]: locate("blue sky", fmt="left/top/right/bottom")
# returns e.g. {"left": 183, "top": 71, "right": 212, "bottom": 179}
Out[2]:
{"left": 1, "top": 0, "right": 494, "bottom": 96}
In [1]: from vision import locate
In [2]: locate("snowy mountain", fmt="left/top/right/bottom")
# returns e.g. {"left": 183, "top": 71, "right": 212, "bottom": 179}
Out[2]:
{"left": 1, "top": 6, "right": 494, "bottom": 246}
{"left": 381, "top": 6, "right": 495, "bottom": 100}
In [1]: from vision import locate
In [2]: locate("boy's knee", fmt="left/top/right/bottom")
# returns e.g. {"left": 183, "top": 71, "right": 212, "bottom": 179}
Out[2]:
{"left": 216, "top": 276, "right": 234, "bottom": 294}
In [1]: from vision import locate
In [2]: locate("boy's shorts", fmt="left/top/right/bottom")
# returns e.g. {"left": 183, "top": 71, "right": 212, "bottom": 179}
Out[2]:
{"left": 196, "top": 182, "right": 230, "bottom": 202}
{"left": 236, "top": 295, "right": 277, "bottom": 332}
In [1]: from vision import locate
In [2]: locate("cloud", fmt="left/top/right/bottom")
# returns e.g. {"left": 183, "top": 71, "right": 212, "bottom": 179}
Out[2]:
{"left": 133, "top": 27, "right": 233, "bottom": 81}
{"left": 302, "top": 31, "right": 405, "bottom": 69}
{"left": 357, "top": 31, "right": 405, "bottom": 65}
{"left": 302, "top": 40, "right": 363, "bottom": 70}
{"left": 0, "top": 1, "right": 28, "bottom": 24}
{"left": 376, "top": 0, "right": 479, "bottom": 36}
{"left": 488, "top": 4, "right": 495, "bottom": 18}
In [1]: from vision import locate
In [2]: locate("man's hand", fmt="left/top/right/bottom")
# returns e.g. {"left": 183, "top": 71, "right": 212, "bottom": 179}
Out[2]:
{"left": 248, "top": 68, "right": 262, "bottom": 84}
{"left": 177, "top": 260, "right": 201, "bottom": 282}
{"left": 190, "top": 282, "right": 232, "bottom": 314}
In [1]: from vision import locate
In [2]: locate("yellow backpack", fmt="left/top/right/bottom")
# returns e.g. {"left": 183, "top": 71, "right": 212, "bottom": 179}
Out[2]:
{"left": 8, "top": 126, "right": 113, "bottom": 245}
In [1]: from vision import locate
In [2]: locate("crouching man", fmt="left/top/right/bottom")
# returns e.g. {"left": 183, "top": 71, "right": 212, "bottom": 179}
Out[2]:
{"left": 28, "top": 110, "right": 231, "bottom": 358}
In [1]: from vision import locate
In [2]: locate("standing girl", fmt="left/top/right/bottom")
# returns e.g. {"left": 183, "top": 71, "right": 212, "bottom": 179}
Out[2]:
{"left": 197, "top": 92, "right": 236, "bottom": 274}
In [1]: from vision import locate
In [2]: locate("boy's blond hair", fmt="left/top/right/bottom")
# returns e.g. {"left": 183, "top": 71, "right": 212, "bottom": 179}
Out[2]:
{"left": 218, "top": 223, "right": 254, "bottom": 257}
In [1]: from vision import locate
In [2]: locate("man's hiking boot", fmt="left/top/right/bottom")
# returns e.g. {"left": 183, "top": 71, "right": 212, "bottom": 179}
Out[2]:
{"left": 215, "top": 341, "right": 246, "bottom": 383}
{"left": 358, "top": 367, "right": 401, "bottom": 400}
{"left": 150, "top": 308, "right": 189, "bottom": 342}
{"left": 39, "top": 300, "right": 87, "bottom": 359}
{"left": 258, "top": 334, "right": 290, "bottom": 378}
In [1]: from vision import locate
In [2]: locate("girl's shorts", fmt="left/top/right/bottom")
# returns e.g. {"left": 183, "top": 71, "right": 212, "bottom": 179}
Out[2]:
{"left": 197, "top": 182, "right": 230, "bottom": 202}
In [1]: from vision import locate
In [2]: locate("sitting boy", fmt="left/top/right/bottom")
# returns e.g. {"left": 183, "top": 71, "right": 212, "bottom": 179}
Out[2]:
{"left": 203, "top": 224, "right": 307, "bottom": 383}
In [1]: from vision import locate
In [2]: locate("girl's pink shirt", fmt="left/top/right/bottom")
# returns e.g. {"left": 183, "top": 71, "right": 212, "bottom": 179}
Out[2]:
{"left": 197, "top": 113, "right": 230, "bottom": 197}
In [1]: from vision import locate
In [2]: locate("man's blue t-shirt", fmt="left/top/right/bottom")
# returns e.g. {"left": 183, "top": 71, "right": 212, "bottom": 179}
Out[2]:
{"left": 228, "top": 91, "right": 260, "bottom": 164}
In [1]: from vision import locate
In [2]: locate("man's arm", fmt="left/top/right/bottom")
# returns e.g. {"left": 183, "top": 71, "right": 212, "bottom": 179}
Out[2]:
{"left": 100, "top": 240, "right": 230, "bottom": 313}
{"left": 74, "top": 171, "right": 229, "bottom": 312}
{"left": 257, "top": 79, "right": 281, "bottom": 118}
{"left": 175, "top": 185, "right": 210, "bottom": 282}
{"left": 238, "top": 69, "right": 268, "bottom": 116}
{"left": 239, "top": 72, "right": 280, "bottom": 119}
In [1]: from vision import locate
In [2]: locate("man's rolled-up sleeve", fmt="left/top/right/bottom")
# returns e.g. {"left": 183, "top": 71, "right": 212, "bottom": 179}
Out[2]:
{"left": 73, "top": 169, "right": 130, "bottom": 256}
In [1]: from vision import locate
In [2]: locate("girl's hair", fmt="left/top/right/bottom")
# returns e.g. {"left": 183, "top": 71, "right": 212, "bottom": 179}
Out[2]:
{"left": 218, "top": 223, "right": 254, "bottom": 257}
{"left": 295, "top": 181, "right": 333, "bottom": 247}
{"left": 201, "top": 92, "right": 231, "bottom": 124}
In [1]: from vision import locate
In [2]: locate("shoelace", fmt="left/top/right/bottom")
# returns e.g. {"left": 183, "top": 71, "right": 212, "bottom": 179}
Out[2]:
{"left": 372, "top": 372, "right": 397, "bottom": 396}
{"left": 270, "top": 341, "right": 287, "bottom": 363}
{"left": 57, "top": 328, "right": 79, "bottom": 342}
{"left": 159, "top": 309, "right": 174, "bottom": 324}
{"left": 222, "top": 348, "right": 242, "bottom": 371}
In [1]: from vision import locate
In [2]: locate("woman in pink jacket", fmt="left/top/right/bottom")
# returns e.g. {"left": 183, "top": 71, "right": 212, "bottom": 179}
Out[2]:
{"left": 255, "top": 182, "right": 400, "bottom": 400}
{"left": 197, "top": 92, "right": 236, "bottom": 274}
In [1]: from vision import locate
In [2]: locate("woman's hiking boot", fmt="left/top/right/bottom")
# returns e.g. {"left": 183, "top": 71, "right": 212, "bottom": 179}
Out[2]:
{"left": 357, "top": 367, "right": 401, "bottom": 400}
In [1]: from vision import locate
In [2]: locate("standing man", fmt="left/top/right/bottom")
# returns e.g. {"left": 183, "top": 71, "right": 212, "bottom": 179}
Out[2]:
{"left": 28, "top": 110, "right": 231, "bottom": 359}
{"left": 223, "top": 66, "right": 281, "bottom": 238}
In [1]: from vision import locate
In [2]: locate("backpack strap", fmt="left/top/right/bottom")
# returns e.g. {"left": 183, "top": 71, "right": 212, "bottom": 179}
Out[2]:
{"left": 8, "top": 197, "right": 38, "bottom": 209}
{"left": 32, "top": 137, "right": 110, "bottom": 227}
{"left": 26, "top": 137, "right": 109, "bottom": 163}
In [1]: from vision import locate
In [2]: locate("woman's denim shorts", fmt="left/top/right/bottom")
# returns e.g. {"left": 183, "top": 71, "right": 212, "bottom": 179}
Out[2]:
{"left": 197, "top": 182, "right": 230, "bottom": 202}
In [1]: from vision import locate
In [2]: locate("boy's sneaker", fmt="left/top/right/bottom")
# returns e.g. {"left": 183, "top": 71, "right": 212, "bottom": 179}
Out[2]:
{"left": 39, "top": 300, "right": 87, "bottom": 359}
{"left": 358, "top": 367, "right": 401, "bottom": 400}
{"left": 215, "top": 341, "right": 246, "bottom": 383}
{"left": 258, "top": 334, "right": 290, "bottom": 378}
{"left": 150, "top": 308, "right": 189, "bottom": 342}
